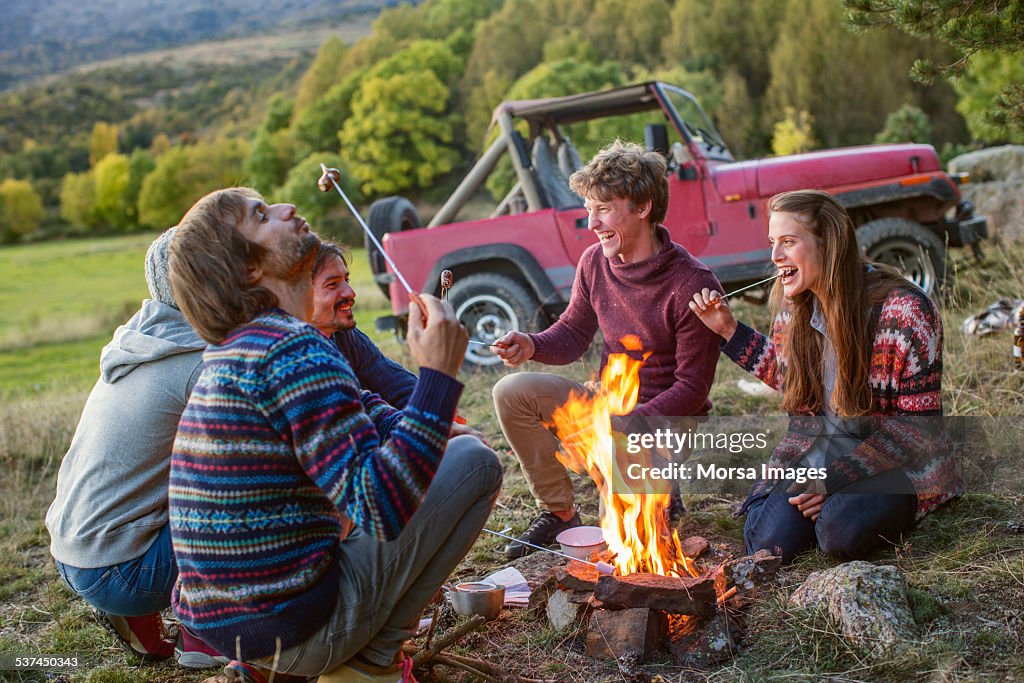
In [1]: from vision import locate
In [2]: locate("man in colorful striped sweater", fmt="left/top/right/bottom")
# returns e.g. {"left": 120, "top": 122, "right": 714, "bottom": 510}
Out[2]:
{"left": 167, "top": 187, "right": 502, "bottom": 683}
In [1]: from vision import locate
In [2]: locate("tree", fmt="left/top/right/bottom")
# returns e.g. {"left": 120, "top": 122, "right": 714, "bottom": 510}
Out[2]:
{"left": 543, "top": 30, "right": 600, "bottom": 65}
{"left": 663, "top": 0, "right": 782, "bottom": 98}
{"left": 764, "top": 0, "right": 926, "bottom": 149}
{"left": 954, "top": 51, "right": 1024, "bottom": 143}
{"left": 59, "top": 171, "right": 98, "bottom": 231}
{"left": 290, "top": 70, "right": 365, "bottom": 158}
{"left": 772, "top": 107, "right": 818, "bottom": 155}
{"left": 583, "top": 0, "right": 670, "bottom": 67}
{"left": 263, "top": 94, "right": 294, "bottom": 134}
{"left": 844, "top": 0, "right": 1023, "bottom": 137}
{"left": 875, "top": 104, "right": 933, "bottom": 143}
{"left": 89, "top": 122, "right": 119, "bottom": 168}
{"left": 244, "top": 128, "right": 296, "bottom": 195}
{"left": 126, "top": 148, "right": 156, "bottom": 227}
{"left": 292, "top": 36, "right": 348, "bottom": 122}
{"left": 0, "top": 178, "right": 44, "bottom": 242}
{"left": 339, "top": 41, "right": 465, "bottom": 197}
{"left": 93, "top": 153, "right": 132, "bottom": 231}
{"left": 340, "top": 71, "right": 460, "bottom": 196}
{"left": 137, "top": 139, "right": 248, "bottom": 230}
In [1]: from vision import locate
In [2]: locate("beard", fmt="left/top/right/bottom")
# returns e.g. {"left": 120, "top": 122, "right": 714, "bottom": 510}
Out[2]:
{"left": 265, "top": 230, "right": 321, "bottom": 284}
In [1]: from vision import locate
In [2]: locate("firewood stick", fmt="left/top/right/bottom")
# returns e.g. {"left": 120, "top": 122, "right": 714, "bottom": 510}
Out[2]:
{"left": 423, "top": 604, "right": 438, "bottom": 650}
{"left": 432, "top": 653, "right": 501, "bottom": 682}
{"left": 442, "top": 653, "right": 558, "bottom": 683}
{"left": 412, "top": 614, "right": 487, "bottom": 665}
{"left": 717, "top": 585, "right": 738, "bottom": 604}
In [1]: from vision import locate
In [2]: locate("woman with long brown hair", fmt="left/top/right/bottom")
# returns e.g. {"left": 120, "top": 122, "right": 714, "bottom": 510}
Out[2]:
{"left": 689, "top": 189, "right": 961, "bottom": 563}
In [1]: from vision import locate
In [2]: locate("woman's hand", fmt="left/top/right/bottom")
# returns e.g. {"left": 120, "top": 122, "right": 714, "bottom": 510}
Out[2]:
{"left": 787, "top": 478, "right": 828, "bottom": 521}
{"left": 688, "top": 288, "right": 738, "bottom": 342}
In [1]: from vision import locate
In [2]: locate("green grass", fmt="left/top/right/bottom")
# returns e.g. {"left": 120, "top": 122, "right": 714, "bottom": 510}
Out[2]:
{"left": 0, "top": 234, "right": 153, "bottom": 351}
{"left": 0, "top": 233, "right": 396, "bottom": 397}
{"left": 0, "top": 235, "right": 1022, "bottom": 682}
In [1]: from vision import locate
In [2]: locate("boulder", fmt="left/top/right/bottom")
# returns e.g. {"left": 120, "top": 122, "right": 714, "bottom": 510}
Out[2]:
{"left": 949, "top": 146, "right": 1024, "bottom": 242}
{"left": 948, "top": 145, "right": 1024, "bottom": 183}
{"left": 789, "top": 561, "right": 918, "bottom": 658}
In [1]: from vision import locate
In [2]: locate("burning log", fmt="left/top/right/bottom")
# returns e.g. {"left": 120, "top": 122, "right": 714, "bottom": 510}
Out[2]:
{"left": 555, "top": 559, "right": 602, "bottom": 591}
{"left": 593, "top": 572, "right": 717, "bottom": 616}
{"left": 665, "top": 611, "right": 739, "bottom": 666}
{"left": 585, "top": 607, "right": 664, "bottom": 660}
{"left": 724, "top": 548, "right": 781, "bottom": 599}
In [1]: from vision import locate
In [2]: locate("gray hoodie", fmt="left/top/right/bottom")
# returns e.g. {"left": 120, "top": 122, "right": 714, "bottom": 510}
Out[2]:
{"left": 46, "top": 299, "right": 206, "bottom": 568}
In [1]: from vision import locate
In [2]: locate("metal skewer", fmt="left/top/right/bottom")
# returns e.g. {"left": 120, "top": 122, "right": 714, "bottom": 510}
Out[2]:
{"left": 482, "top": 528, "right": 615, "bottom": 574}
{"left": 318, "top": 164, "right": 415, "bottom": 296}
{"left": 712, "top": 272, "right": 782, "bottom": 304}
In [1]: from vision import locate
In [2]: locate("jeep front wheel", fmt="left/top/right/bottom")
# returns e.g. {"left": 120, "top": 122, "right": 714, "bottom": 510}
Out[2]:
{"left": 857, "top": 218, "right": 945, "bottom": 296}
{"left": 447, "top": 273, "right": 541, "bottom": 368}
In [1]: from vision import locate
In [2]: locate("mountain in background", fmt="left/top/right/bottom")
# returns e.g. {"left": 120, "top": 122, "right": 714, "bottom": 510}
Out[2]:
{"left": 0, "top": 0, "right": 406, "bottom": 90}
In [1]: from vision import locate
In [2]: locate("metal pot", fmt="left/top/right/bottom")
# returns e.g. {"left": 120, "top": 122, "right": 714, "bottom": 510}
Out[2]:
{"left": 448, "top": 581, "right": 505, "bottom": 620}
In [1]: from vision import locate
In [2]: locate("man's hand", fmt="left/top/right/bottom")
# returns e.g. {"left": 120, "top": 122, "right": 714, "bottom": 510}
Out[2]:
{"left": 787, "top": 478, "right": 828, "bottom": 521}
{"left": 450, "top": 421, "right": 490, "bottom": 445}
{"left": 492, "top": 330, "right": 535, "bottom": 367}
{"left": 688, "top": 288, "right": 738, "bottom": 342}
{"left": 407, "top": 293, "right": 468, "bottom": 378}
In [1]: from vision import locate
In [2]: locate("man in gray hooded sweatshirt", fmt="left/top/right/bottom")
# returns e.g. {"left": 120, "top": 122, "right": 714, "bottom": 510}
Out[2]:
{"left": 45, "top": 228, "right": 223, "bottom": 668}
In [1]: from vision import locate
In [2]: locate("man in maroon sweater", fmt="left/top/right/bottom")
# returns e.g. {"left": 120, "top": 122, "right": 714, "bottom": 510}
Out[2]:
{"left": 493, "top": 140, "right": 722, "bottom": 558}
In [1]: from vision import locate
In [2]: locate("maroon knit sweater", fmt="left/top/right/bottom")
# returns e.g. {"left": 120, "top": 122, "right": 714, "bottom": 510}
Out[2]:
{"left": 529, "top": 226, "right": 721, "bottom": 417}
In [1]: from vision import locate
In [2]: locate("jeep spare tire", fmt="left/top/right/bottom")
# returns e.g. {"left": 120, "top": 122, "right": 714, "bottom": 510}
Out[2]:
{"left": 448, "top": 273, "right": 541, "bottom": 369}
{"left": 857, "top": 218, "right": 946, "bottom": 296}
{"left": 367, "top": 196, "right": 420, "bottom": 297}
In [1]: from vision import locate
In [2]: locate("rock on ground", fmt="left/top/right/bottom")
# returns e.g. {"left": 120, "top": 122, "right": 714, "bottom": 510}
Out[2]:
{"left": 789, "top": 561, "right": 918, "bottom": 658}
{"left": 949, "top": 145, "right": 1024, "bottom": 242}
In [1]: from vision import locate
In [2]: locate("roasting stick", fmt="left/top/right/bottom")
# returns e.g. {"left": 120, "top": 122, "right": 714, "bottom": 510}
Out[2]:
{"left": 710, "top": 272, "right": 782, "bottom": 304}
{"left": 438, "top": 269, "right": 504, "bottom": 348}
{"left": 318, "top": 164, "right": 416, "bottom": 296}
{"left": 482, "top": 527, "right": 615, "bottom": 574}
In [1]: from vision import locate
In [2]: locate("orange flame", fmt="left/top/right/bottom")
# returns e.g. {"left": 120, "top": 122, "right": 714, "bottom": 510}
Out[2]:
{"left": 550, "top": 336, "right": 696, "bottom": 577}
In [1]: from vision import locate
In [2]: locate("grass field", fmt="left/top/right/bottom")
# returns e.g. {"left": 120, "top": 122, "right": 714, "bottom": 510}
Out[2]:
{"left": 0, "top": 234, "right": 1021, "bottom": 682}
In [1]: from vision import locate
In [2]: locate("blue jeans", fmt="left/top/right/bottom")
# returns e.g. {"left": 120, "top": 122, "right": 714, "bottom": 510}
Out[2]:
{"left": 743, "top": 469, "right": 917, "bottom": 564}
{"left": 55, "top": 524, "right": 177, "bottom": 616}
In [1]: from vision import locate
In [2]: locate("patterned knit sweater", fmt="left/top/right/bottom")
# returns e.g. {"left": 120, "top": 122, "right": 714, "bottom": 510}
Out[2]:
{"left": 723, "top": 286, "right": 962, "bottom": 520}
{"left": 169, "top": 310, "right": 461, "bottom": 660}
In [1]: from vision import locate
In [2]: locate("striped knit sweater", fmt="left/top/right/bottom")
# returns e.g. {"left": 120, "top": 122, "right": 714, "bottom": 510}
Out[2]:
{"left": 169, "top": 310, "right": 461, "bottom": 660}
{"left": 723, "top": 285, "right": 962, "bottom": 520}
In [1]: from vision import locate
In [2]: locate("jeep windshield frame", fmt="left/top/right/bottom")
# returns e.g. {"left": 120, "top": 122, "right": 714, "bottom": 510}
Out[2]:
{"left": 657, "top": 83, "right": 733, "bottom": 162}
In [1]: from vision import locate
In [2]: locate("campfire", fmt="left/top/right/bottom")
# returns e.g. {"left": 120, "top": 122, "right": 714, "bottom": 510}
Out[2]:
{"left": 549, "top": 334, "right": 695, "bottom": 578}
{"left": 535, "top": 338, "right": 780, "bottom": 665}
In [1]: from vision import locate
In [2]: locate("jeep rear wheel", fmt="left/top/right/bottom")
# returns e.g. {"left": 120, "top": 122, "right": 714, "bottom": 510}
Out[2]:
{"left": 447, "top": 273, "right": 541, "bottom": 369}
{"left": 857, "top": 218, "right": 945, "bottom": 296}
{"left": 367, "top": 197, "right": 420, "bottom": 297}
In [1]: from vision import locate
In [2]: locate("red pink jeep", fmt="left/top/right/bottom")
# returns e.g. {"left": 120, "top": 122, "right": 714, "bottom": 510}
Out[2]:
{"left": 367, "top": 81, "right": 987, "bottom": 368}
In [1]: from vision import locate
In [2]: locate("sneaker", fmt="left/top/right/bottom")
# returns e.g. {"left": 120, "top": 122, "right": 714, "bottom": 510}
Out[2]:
{"left": 93, "top": 609, "right": 175, "bottom": 661}
{"left": 175, "top": 625, "right": 230, "bottom": 669}
{"left": 505, "top": 509, "right": 582, "bottom": 559}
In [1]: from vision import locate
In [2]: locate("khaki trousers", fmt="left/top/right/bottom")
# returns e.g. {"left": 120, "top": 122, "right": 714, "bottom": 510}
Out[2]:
{"left": 492, "top": 372, "right": 592, "bottom": 511}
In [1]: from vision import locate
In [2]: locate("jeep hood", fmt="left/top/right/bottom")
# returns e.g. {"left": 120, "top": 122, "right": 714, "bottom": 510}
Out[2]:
{"left": 711, "top": 143, "right": 941, "bottom": 200}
